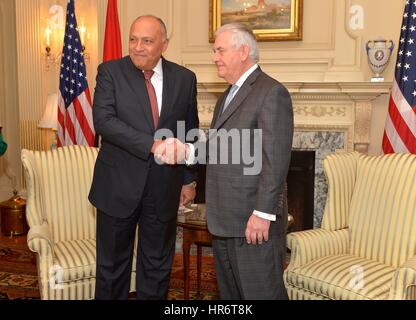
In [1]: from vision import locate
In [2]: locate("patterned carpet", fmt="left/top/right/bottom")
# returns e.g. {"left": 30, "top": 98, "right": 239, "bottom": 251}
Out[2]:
{"left": 0, "top": 245, "right": 39, "bottom": 299}
{"left": 0, "top": 245, "right": 218, "bottom": 300}
{"left": 168, "top": 254, "right": 218, "bottom": 300}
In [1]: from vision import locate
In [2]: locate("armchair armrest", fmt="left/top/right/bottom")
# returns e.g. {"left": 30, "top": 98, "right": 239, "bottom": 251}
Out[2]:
{"left": 27, "top": 222, "right": 56, "bottom": 295}
{"left": 389, "top": 255, "right": 416, "bottom": 300}
{"left": 286, "top": 228, "right": 349, "bottom": 269}
{"left": 27, "top": 221, "right": 54, "bottom": 256}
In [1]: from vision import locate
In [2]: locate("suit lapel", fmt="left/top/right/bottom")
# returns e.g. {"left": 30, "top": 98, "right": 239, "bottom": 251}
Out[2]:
{"left": 213, "top": 67, "right": 262, "bottom": 129}
{"left": 158, "top": 57, "right": 174, "bottom": 129}
{"left": 124, "top": 57, "right": 154, "bottom": 131}
{"left": 210, "top": 88, "right": 230, "bottom": 129}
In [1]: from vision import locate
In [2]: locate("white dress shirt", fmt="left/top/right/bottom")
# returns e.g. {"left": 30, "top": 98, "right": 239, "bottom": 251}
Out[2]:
{"left": 228, "top": 63, "right": 258, "bottom": 99}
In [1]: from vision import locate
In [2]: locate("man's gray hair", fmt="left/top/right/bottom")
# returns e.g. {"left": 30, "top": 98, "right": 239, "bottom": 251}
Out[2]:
{"left": 215, "top": 23, "right": 259, "bottom": 62}
{"left": 134, "top": 15, "right": 168, "bottom": 40}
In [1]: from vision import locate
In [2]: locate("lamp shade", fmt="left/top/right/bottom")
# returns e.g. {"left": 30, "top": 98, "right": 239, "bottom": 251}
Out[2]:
{"left": 39, "top": 93, "right": 58, "bottom": 130}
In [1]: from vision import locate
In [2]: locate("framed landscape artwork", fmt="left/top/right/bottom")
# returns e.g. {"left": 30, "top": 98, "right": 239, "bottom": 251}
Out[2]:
{"left": 209, "top": 0, "right": 303, "bottom": 42}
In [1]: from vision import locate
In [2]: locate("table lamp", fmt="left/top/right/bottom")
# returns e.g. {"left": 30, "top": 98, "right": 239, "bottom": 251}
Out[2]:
{"left": 39, "top": 93, "right": 58, "bottom": 149}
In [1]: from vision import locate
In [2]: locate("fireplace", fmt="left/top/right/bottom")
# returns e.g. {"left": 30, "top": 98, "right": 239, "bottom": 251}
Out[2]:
{"left": 286, "top": 151, "right": 315, "bottom": 232}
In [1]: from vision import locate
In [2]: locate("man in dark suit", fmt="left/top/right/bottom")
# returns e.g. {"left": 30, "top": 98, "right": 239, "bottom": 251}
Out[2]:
{"left": 88, "top": 15, "right": 199, "bottom": 300}
{"left": 206, "top": 23, "right": 294, "bottom": 299}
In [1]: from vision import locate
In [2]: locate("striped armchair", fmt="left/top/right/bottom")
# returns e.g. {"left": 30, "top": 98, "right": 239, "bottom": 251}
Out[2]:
{"left": 284, "top": 152, "right": 416, "bottom": 300}
{"left": 21, "top": 146, "right": 137, "bottom": 299}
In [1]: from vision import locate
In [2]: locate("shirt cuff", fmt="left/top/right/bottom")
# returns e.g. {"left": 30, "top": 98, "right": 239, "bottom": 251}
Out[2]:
{"left": 253, "top": 210, "right": 276, "bottom": 221}
{"left": 185, "top": 143, "right": 195, "bottom": 165}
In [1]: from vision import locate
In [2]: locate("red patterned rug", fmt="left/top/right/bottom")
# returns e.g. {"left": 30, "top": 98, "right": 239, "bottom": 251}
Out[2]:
{"left": 0, "top": 245, "right": 39, "bottom": 299}
{"left": 168, "top": 254, "right": 218, "bottom": 300}
{"left": 0, "top": 245, "right": 218, "bottom": 300}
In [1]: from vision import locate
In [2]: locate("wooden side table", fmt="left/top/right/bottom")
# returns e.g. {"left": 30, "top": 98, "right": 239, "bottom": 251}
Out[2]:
{"left": 177, "top": 205, "right": 213, "bottom": 300}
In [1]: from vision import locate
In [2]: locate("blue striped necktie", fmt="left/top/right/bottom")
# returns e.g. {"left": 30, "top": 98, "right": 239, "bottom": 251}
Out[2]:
{"left": 222, "top": 85, "right": 239, "bottom": 114}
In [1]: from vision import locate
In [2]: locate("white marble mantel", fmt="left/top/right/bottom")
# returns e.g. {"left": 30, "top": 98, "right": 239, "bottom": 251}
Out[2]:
{"left": 197, "top": 81, "right": 392, "bottom": 154}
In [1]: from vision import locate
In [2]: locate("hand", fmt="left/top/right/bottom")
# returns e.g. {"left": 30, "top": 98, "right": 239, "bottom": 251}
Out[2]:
{"left": 165, "top": 138, "right": 187, "bottom": 164}
{"left": 179, "top": 185, "right": 196, "bottom": 206}
{"left": 153, "top": 138, "right": 188, "bottom": 165}
{"left": 245, "top": 213, "right": 270, "bottom": 245}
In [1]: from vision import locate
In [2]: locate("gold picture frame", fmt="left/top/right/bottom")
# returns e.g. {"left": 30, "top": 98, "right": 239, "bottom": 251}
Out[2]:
{"left": 209, "top": 0, "right": 303, "bottom": 42}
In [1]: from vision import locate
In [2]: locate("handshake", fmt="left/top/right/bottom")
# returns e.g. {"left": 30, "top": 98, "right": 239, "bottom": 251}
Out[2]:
{"left": 152, "top": 138, "right": 190, "bottom": 165}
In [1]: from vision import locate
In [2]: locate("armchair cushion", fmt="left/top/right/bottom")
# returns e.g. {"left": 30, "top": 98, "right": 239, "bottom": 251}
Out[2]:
{"left": 286, "top": 254, "right": 395, "bottom": 300}
{"left": 53, "top": 239, "right": 138, "bottom": 284}
{"left": 54, "top": 239, "right": 96, "bottom": 283}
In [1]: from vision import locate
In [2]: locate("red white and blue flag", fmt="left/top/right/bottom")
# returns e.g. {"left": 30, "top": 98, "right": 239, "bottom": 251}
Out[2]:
{"left": 382, "top": 0, "right": 416, "bottom": 154}
{"left": 57, "top": 0, "right": 95, "bottom": 147}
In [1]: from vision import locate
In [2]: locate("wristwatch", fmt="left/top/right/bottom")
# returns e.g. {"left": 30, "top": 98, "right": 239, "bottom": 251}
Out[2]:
{"left": 187, "top": 181, "right": 197, "bottom": 188}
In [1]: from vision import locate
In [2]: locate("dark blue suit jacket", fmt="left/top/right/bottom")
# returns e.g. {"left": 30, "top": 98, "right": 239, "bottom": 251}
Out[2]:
{"left": 89, "top": 56, "right": 199, "bottom": 221}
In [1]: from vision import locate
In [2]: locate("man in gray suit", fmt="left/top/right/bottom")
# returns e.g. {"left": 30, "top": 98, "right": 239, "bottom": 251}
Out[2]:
{"left": 157, "top": 22, "right": 293, "bottom": 300}
{"left": 206, "top": 23, "right": 294, "bottom": 300}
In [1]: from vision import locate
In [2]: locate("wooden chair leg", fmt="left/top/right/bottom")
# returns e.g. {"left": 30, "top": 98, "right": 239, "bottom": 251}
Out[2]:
{"left": 183, "top": 242, "right": 191, "bottom": 300}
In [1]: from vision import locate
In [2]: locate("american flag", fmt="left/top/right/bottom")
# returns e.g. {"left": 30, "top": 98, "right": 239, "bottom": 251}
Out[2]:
{"left": 57, "top": 0, "right": 95, "bottom": 147}
{"left": 382, "top": 0, "right": 416, "bottom": 154}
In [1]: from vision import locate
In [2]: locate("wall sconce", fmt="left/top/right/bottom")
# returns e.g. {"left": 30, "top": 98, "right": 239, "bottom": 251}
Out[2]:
{"left": 78, "top": 18, "right": 91, "bottom": 62}
{"left": 44, "top": 18, "right": 59, "bottom": 70}
{"left": 43, "top": 5, "right": 90, "bottom": 70}
{"left": 39, "top": 93, "right": 58, "bottom": 149}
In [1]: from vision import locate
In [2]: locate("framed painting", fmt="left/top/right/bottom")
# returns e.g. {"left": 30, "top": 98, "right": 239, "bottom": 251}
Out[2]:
{"left": 209, "top": 0, "right": 303, "bottom": 42}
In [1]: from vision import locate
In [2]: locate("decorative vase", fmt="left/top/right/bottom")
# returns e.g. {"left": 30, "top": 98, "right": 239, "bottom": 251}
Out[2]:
{"left": 0, "top": 190, "right": 28, "bottom": 236}
{"left": 366, "top": 39, "right": 394, "bottom": 82}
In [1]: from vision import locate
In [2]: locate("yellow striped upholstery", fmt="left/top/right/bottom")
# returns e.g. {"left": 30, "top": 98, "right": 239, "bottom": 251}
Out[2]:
{"left": 286, "top": 228, "right": 349, "bottom": 268}
{"left": 349, "top": 153, "right": 416, "bottom": 268}
{"left": 286, "top": 285, "right": 331, "bottom": 300}
{"left": 22, "top": 146, "right": 137, "bottom": 300}
{"left": 284, "top": 152, "right": 416, "bottom": 300}
{"left": 286, "top": 254, "right": 395, "bottom": 300}
{"left": 389, "top": 255, "right": 416, "bottom": 300}
{"left": 54, "top": 239, "right": 96, "bottom": 282}
{"left": 27, "top": 145, "right": 97, "bottom": 242}
{"left": 321, "top": 152, "right": 358, "bottom": 231}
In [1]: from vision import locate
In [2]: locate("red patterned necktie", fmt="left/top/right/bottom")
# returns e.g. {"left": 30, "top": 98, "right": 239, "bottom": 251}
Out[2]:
{"left": 143, "top": 70, "right": 159, "bottom": 129}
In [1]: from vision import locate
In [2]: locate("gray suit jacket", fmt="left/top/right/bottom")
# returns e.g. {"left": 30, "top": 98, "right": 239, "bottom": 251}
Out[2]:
{"left": 205, "top": 67, "right": 294, "bottom": 237}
